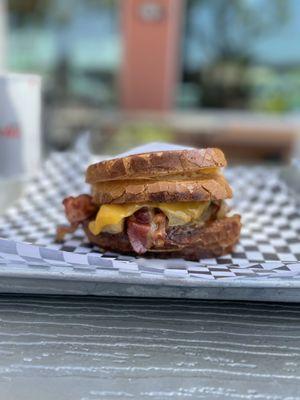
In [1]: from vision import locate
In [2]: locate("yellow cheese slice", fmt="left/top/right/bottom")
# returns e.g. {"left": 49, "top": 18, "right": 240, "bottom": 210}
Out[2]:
{"left": 158, "top": 202, "right": 209, "bottom": 226}
{"left": 89, "top": 204, "right": 140, "bottom": 236}
{"left": 88, "top": 201, "right": 210, "bottom": 235}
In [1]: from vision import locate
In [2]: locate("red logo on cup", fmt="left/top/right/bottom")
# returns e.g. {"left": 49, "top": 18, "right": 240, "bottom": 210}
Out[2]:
{"left": 0, "top": 125, "right": 20, "bottom": 138}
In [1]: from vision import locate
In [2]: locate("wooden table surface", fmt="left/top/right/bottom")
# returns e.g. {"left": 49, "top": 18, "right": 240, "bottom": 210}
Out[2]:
{"left": 0, "top": 295, "right": 299, "bottom": 400}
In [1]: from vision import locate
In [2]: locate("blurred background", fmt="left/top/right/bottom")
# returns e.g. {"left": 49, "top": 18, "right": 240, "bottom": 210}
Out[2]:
{"left": 4, "top": 0, "right": 300, "bottom": 163}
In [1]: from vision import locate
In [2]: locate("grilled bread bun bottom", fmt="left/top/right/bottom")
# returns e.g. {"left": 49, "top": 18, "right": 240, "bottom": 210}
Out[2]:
{"left": 83, "top": 214, "right": 241, "bottom": 261}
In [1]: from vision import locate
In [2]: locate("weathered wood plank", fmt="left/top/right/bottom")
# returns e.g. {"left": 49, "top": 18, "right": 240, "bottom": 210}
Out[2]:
{"left": 0, "top": 295, "right": 299, "bottom": 400}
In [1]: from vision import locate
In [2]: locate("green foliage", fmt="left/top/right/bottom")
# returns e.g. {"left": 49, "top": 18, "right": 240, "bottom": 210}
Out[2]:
{"left": 9, "top": 0, "right": 51, "bottom": 25}
{"left": 248, "top": 66, "right": 300, "bottom": 113}
{"left": 252, "top": 95, "right": 290, "bottom": 113}
{"left": 104, "top": 123, "right": 174, "bottom": 154}
{"left": 184, "top": 0, "right": 292, "bottom": 109}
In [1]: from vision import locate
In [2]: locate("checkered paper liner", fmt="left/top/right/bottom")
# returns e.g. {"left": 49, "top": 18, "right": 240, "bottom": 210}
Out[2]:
{"left": 0, "top": 145, "right": 300, "bottom": 282}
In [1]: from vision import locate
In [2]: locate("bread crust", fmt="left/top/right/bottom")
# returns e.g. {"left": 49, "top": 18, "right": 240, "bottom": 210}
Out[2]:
{"left": 91, "top": 174, "right": 232, "bottom": 204}
{"left": 86, "top": 148, "right": 226, "bottom": 183}
{"left": 82, "top": 214, "right": 241, "bottom": 261}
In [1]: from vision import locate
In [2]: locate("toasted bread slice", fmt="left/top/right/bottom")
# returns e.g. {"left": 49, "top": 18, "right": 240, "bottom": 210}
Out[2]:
{"left": 86, "top": 148, "right": 226, "bottom": 184}
{"left": 82, "top": 215, "right": 241, "bottom": 261}
{"left": 91, "top": 173, "right": 232, "bottom": 204}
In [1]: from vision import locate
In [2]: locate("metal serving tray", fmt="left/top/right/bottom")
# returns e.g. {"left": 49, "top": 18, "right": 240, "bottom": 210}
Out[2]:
{"left": 0, "top": 143, "right": 300, "bottom": 302}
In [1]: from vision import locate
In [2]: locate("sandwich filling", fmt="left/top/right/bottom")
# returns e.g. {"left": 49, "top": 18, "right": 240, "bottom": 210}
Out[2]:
{"left": 56, "top": 194, "right": 228, "bottom": 254}
{"left": 89, "top": 201, "right": 211, "bottom": 235}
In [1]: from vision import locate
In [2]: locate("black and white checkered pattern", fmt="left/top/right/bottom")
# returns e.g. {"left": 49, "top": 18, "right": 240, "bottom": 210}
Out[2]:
{"left": 0, "top": 149, "right": 300, "bottom": 281}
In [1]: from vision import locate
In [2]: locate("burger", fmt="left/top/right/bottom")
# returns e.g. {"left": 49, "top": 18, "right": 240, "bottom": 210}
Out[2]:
{"left": 56, "top": 148, "right": 241, "bottom": 260}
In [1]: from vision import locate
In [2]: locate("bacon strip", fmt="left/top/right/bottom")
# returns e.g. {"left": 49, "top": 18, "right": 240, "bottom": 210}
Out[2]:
{"left": 56, "top": 223, "right": 79, "bottom": 242}
{"left": 57, "top": 195, "right": 173, "bottom": 253}
{"left": 63, "top": 194, "right": 98, "bottom": 224}
{"left": 127, "top": 208, "right": 167, "bottom": 254}
{"left": 127, "top": 220, "right": 151, "bottom": 253}
{"left": 56, "top": 194, "right": 98, "bottom": 242}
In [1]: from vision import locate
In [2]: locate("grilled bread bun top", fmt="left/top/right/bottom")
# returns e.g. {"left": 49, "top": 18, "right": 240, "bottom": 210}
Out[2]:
{"left": 86, "top": 148, "right": 227, "bottom": 184}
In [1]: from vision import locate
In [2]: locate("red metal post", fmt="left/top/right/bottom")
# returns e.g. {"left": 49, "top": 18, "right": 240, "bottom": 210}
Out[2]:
{"left": 120, "top": 0, "right": 183, "bottom": 111}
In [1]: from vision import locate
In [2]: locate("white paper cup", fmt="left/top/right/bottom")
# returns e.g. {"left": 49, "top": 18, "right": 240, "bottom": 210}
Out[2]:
{"left": 0, "top": 73, "right": 41, "bottom": 179}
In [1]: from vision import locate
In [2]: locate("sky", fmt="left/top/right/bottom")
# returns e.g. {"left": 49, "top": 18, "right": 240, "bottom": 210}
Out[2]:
{"left": 254, "top": 0, "right": 300, "bottom": 64}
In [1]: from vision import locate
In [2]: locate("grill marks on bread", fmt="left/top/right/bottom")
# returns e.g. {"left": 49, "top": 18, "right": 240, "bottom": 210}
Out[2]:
{"left": 86, "top": 148, "right": 227, "bottom": 184}
{"left": 91, "top": 174, "right": 232, "bottom": 204}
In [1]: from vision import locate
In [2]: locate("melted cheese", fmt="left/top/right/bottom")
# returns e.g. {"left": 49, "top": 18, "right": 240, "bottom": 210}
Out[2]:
{"left": 88, "top": 201, "right": 210, "bottom": 235}
{"left": 138, "top": 167, "right": 220, "bottom": 181}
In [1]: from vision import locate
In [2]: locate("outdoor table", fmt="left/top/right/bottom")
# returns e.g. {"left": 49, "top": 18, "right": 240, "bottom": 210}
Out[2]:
{"left": 0, "top": 295, "right": 298, "bottom": 399}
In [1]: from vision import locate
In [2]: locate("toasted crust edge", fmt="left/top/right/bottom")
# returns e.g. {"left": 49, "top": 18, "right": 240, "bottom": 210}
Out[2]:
{"left": 86, "top": 148, "right": 227, "bottom": 183}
